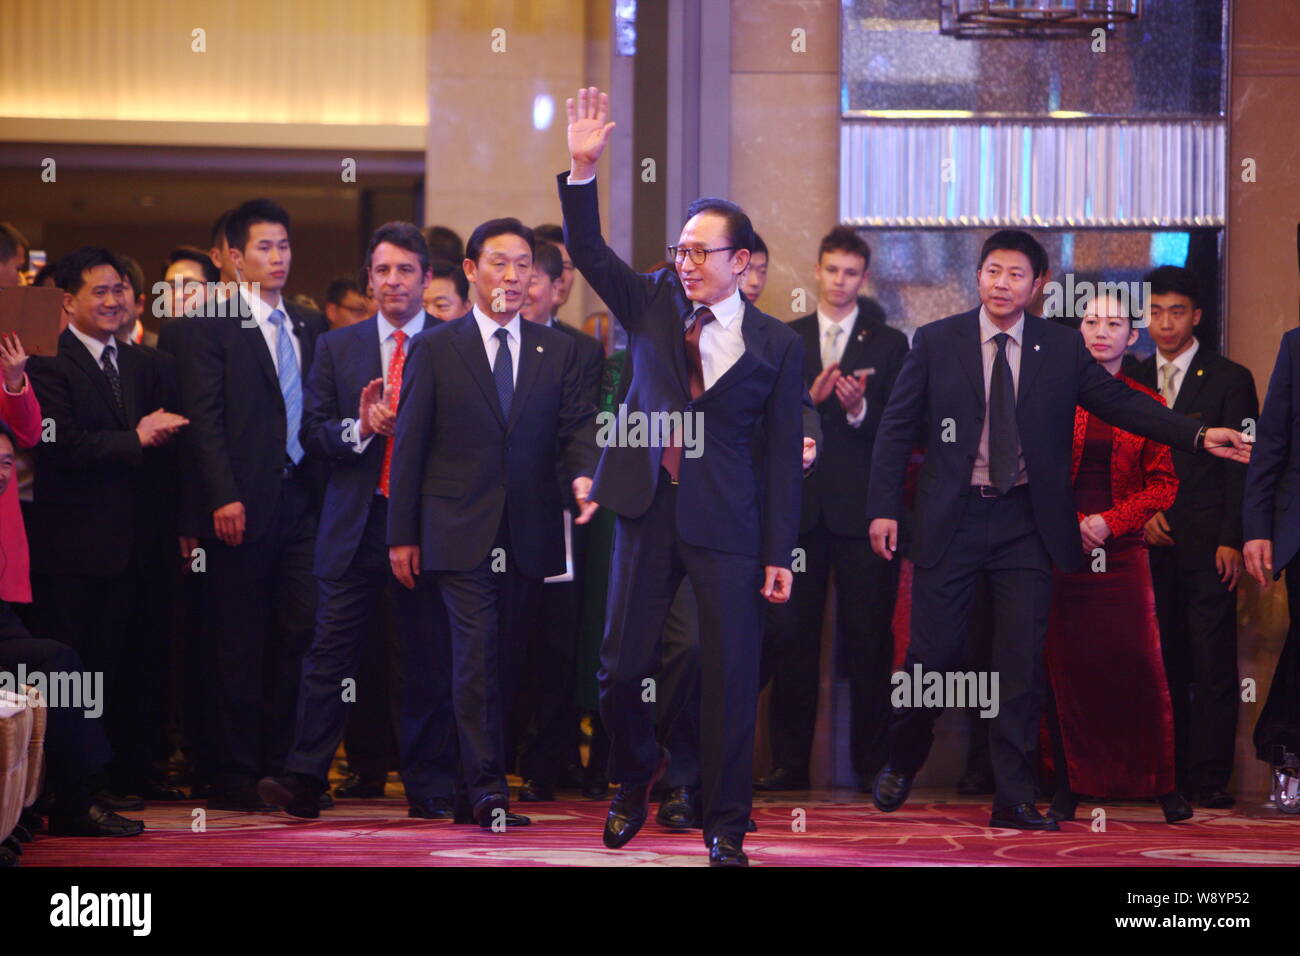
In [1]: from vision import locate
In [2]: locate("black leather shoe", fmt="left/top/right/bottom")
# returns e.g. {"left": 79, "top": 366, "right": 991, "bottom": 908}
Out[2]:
{"left": 754, "top": 767, "right": 810, "bottom": 791}
{"left": 49, "top": 803, "right": 145, "bottom": 837}
{"left": 603, "top": 746, "right": 670, "bottom": 849}
{"left": 408, "top": 796, "right": 456, "bottom": 819}
{"left": 518, "top": 779, "right": 555, "bottom": 802}
{"left": 989, "top": 803, "right": 1059, "bottom": 831}
{"left": 256, "top": 775, "right": 321, "bottom": 819}
{"left": 656, "top": 786, "right": 698, "bottom": 830}
{"left": 1159, "top": 791, "right": 1194, "bottom": 824}
{"left": 708, "top": 836, "right": 749, "bottom": 867}
{"left": 334, "top": 775, "right": 386, "bottom": 799}
{"left": 1046, "top": 789, "right": 1078, "bottom": 823}
{"left": 1197, "top": 789, "right": 1235, "bottom": 809}
{"left": 956, "top": 770, "right": 995, "bottom": 796}
{"left": 872, "top": 767, "right": 913, "bottom": 813}
{"left": 473, "top": 792, "right": 531, "bottom": 828}
{"left": 94, "top": 789, "right": 144, "bottom": 812}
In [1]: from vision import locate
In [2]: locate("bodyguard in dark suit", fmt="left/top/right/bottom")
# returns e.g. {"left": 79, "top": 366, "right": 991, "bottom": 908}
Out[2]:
{"left": 387, "top": 218, "right": 598, "bottom": 829}
{"left": 180, "top": 199, "right": 328, "bottom": 810}
{"left": 867, "top": 231, "right": 1252, "bottom": 830}
{"left": 1244, "top": 329, "right": 1300, "bottom": 771}
{"left": 1133, "top": 266, "right": 1257, "bottom": 808}
{"left": 560, "top": 88, "right": 804, "bottom": 866}
{"left": 259, "top": 223, "right": 458, "bottom": 819}
{"left": 760, "top": 228, "right": 909, "bottom": 793}
{"left": 27, "top": 247, "right": 189, "bottom": 799}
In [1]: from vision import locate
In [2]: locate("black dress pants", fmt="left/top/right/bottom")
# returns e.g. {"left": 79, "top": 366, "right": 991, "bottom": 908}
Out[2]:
{"left": 891, "top": 485, "right": 1053, "bottom": 811}
{"left": 600, "top": 472, "right": 764, "bottom": 846}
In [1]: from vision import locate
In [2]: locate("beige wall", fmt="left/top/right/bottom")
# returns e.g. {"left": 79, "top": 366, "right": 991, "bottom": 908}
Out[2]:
{"left": 730, "top": 0, "right": 842, "bottom": 323}
{"left": 1227, "top": 0, "right": 1300, "bottom": 798}
{"left": 423, "top": 0, "right": 611, "bottom": 327}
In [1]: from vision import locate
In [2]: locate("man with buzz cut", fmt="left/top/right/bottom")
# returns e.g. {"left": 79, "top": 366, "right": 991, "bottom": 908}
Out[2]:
{"left": 866, "top": 230, "right": 1252, "bottom": 831}
{"left": 558, "top": 87, "right": 804, "bottom": 867}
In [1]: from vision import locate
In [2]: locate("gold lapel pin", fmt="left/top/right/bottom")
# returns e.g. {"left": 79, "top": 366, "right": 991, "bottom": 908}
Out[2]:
{"left": 1196, "top": 369, "right": 1203, "bottom": 376}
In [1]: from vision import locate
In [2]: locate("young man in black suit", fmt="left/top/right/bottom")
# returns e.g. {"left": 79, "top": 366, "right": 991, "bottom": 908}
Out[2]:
{"left": 259, "top": 222, "right": 458, "bottom": 820}
{"left": 559, "top": 88, "right": 805, "bottom": 866}
{"left": 867, "top": 231, "right": 1251, "bottom": 830}
{"left": 180, "top": 199, "right": 329, "bottom": 811}
{"left": 1134, "top": 265, "right": 1258, "bottom": 808}
{"left": 387, "top": 218, "right": 599, "bottom": 829}
{"left": 759, "top": 227, "right": 909, "bottom": 793}
{"left": 27, "top": 247, "right": 189, "bottom": 802}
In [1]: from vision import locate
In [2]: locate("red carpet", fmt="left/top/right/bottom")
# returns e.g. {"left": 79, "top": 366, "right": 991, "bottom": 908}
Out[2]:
{"left": 19, "top": 790, "right": 1300, "bottom": 867}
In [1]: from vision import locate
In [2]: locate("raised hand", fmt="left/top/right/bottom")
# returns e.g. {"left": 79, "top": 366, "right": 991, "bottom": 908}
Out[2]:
{"left": 0, "top": 332, "right": 28, "bottom": 393}
{"left": 567, "top": 86, "right": 616, "bottom": 179}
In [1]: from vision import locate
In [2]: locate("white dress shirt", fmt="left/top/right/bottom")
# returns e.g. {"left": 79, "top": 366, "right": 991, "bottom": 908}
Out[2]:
{"left": 472, "top": 304, "right": 521, "bottom": 387}
{"left": 689, "top": 288, "right": 746, "bottom": 391}
{"left": 970, "top": 307, "right": 1028, "bottom": 488}
{"left": 240, "top": 289, "right": 301, "bottom": 374}
{"left": 68, "top": 323, "right": 119, "bottom": 372}
{"left": 1155, "top": 336, "right": 1199, "bottom": 406}
{"left": 355, "top": 311, "right": 427, "bottom": 454}
{"left": 815, "top": 304, "right": 867, "bottom": 428}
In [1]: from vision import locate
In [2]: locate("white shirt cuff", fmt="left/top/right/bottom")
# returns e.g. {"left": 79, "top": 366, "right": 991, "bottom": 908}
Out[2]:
{"left": 847, "top": 400, "right": 867, "bottom": 428}
{"left": 354, "top": 431, "right": 375, "bottom": 454}
{"left": 568, "top": 173, "right": 596, "bottom": 186}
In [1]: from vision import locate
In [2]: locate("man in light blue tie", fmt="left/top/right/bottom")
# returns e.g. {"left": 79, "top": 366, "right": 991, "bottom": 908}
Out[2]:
{"left": 180, "top": 198, "right": 331, "bottom": 812}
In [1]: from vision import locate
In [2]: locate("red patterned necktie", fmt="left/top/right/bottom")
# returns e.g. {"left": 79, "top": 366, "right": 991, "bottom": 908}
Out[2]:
{"left": 661, "top": 306, "right": 714, "bottom": 482}
{"left": 378, "top": 329, "right": 407, "bottom": 497}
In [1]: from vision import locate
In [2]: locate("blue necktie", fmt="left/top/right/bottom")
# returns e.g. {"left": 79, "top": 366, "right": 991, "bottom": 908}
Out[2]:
{"left": 267, "top": 309, "right": 304, "bottom": 464}
{"left": 492, "top": 327, "right": 514, "bottom": 420}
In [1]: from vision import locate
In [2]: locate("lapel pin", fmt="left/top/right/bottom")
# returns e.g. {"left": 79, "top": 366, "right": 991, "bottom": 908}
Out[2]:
{"left": 1196, "top": 368, "right": 1203, "bottom": 376}
{"left": 536, "top": 345, "right": 544, "bottom": 352}
{"left": 856, "top": 330, "right": 866, "bottom": 341}
{"left": 1033, "top": 344, "right": 1041, "bottom": 352}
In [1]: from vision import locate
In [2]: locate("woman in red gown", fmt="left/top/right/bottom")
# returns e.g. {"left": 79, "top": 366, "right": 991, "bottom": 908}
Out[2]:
{"left": 1044, "top": 297, "right": 1192, "bottom": 824}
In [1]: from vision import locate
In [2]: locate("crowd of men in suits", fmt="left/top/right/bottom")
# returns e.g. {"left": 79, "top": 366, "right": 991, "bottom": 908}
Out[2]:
{"left": 0, "top": 85, "right": 1291, "bottom": 867}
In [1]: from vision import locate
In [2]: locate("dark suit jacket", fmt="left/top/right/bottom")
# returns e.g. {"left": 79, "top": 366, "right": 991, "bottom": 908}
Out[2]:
{"left": 386, "top": 311, "right": 598, "bottom": 579}
{"left": 791, "top": 299, "right": 909, "bottom": 536}
{"left": 1243, "top": 327, "right": 1300, "bottom": 577}
{"left": 181, "top": 299, "right": 328, "bottom": 542}
{"left": 304, "top": 313, "right": 433, "bottom": 580}
{"left": 1133, "top": 345, "right": 1257, "bottom": 568}
{"left": 558, "top": 172, "right": 804, "bottom": 569}
{"left": 549, "top": 319, "right": 604, "bottom": 512}
{"left": 867, "top": 308, "right": 1204, "bottom": 573}
{"left": 156, "top": 316, "right": 207, "bottom": 537}
{"left": 27, "top": 328, "right": 171, "bottom": 576}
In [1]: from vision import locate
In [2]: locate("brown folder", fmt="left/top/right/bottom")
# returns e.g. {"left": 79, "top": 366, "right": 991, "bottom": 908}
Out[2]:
{"left": 0, "top": 286, "right": 65, "bottom": 356}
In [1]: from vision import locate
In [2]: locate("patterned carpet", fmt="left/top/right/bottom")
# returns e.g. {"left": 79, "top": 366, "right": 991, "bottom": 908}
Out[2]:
{"left": 19, "top": 789, "right": 1300, "bottom": 867}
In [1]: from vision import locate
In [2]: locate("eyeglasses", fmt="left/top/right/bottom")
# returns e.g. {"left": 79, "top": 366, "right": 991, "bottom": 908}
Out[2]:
{"left": 668, "top": 245, "right": 736, "bottom": 265}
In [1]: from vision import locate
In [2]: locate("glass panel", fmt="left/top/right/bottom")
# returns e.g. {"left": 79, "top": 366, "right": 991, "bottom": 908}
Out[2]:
{"left": 843, "top": 0, "right": 1226, "bottom": 117}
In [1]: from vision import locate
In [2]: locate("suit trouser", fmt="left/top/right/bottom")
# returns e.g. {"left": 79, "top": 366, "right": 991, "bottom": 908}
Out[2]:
{"left": 341, "top": 587, "right": 401, "bottom": 783}
{"left": 762, "top": 524, "right": 898, "bottom": 779}
{"left": 31, "top": 555, "right": 161, "bottom": 790}
{"left": 201, "top": 472, "right": 317, "bottom": 793}
{"left": 600, "top": 472, "right": 764, "bottom": 845}
{"left": 285, "top": 496, "right": 457, "bottom": 803}
{"left": 658, "top": 578, "right": 702, "bottom": 791}
{"left": 0, "top": 604, "right": 113, "bottom": 794}
{"left": 515, "top": 520, "right": 587, "bottom": 786}
{"left": 1148, "top": 547, "right": 1238, "bottom": 792}
{"left": 435, "top": 515, "right": 540, "bottom": 805}
{"left": 892, "top": 485, "right": 1052, "bottom": 811}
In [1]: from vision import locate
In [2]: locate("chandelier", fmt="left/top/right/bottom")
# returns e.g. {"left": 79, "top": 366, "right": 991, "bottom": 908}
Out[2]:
{"left": 939, "top": 1, "right": 1142, "bottom": 39}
